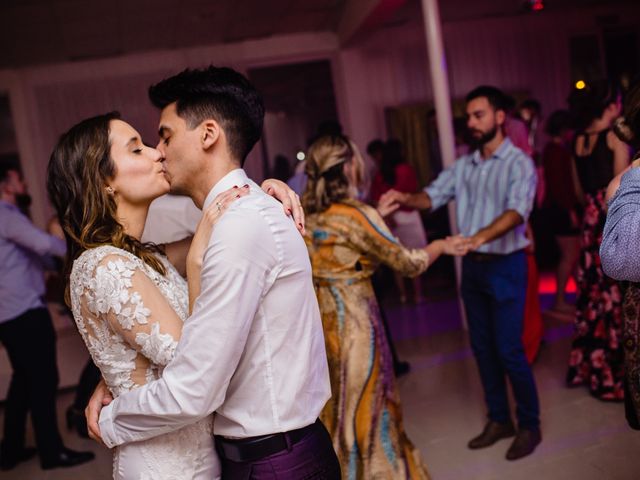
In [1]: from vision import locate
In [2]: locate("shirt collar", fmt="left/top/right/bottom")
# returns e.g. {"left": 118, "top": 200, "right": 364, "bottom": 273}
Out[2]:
{"left": 471, "top": 137, "right": 513, "bottom": 165}
{"left": 203, "top": 168, "right": 249, "bottom": 209}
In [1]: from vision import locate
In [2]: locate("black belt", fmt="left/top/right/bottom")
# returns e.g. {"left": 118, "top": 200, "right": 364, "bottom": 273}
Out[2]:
{"left": 467, "top": 252, "right": 505, "bottom": 262}
{"left": 467, "top": 249, "right": 523, "bottom": 263}
{"left": 215, "top": 419, "right": 319, "bottom": 463}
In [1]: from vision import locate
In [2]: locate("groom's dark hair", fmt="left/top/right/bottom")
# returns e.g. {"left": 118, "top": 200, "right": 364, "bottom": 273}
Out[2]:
{"left": 149, "top": 66, "right": 265, "bottom": 165}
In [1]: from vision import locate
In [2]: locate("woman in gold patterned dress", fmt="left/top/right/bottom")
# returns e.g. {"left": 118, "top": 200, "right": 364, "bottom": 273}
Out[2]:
{"left": 302, "top": 135, "right": 464, "bottom": 479}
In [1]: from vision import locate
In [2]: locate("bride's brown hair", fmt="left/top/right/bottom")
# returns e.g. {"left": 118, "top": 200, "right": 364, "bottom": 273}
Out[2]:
{"left": 47, "top": 112, "right": 165, "bottom": 304}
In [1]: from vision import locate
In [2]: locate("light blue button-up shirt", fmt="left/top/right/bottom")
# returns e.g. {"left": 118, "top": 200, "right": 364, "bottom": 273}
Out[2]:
{"left": 0, "top": 200, "right": 66, "bottom": 323}
{"left": 425, "top": 138, "right": 537, "bottom": 254}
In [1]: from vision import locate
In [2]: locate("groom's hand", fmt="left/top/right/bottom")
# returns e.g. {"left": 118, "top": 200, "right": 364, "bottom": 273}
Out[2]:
{"left": 85, "top": 379, "right": 113, "bottom": 446}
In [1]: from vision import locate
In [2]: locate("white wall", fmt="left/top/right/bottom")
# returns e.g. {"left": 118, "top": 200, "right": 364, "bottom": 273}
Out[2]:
{"left": 0, "top": 32, "right": 340, "bottom": 227}
{"left": 263, "top": 111, "right": 311, "bottom": 172}
{"left": 3, "top": 4, "right": 640, "bottom": 226}
{"left": 336, "top": 4, "right": 640, "bottom": 155}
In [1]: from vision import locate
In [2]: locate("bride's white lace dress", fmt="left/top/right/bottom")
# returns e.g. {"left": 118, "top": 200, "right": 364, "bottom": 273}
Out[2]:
{"left": 70, "top": 245, "right": 220, "bottom": 480}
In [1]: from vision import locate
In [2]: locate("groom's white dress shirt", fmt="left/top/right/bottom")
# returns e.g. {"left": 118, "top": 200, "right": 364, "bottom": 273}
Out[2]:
{"left": 99, "top": 169, "right": 331, "bottom": 446}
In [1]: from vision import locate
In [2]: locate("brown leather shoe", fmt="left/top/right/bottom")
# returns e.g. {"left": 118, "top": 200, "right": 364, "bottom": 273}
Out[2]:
{"left": 468, "top": 421, "right": 516, "bottom": 449}
{"left": 506, "top": 428, "right": 542, "bottom": 461}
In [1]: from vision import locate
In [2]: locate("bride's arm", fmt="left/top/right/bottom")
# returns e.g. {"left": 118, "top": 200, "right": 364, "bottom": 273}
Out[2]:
{"left": 90, "top": 254, "right": 184, "bottom": 362}
{"left": 162, "top": 180, "right": 305, "bottom": 276}
{"left": 185, "top": 188, "right": 247, "bottom": 313}
{"left": 81, "top": 255, "right": 186, "bottom": 445}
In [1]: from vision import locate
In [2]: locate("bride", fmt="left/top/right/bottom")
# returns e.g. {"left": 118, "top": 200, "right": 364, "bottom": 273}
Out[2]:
{"left": 46, "top": 112, "right": 302, "bottom": 479}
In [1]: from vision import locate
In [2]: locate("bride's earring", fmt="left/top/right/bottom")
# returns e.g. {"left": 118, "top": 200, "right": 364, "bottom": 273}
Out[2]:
{"left": 106, "top": 186, "right": 115, "bottom": 195}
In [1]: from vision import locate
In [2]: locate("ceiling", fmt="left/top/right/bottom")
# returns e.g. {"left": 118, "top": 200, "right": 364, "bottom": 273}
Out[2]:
{"left": 0, "top": 0, "right": 637, "bottom": 69}
{"left": 0, "top": 0, "right": 345, "bottom": 68}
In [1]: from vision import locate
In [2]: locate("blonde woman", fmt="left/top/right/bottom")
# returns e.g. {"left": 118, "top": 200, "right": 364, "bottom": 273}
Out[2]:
{"left": 303, "top": 134, "right": 465, "bottom": 479}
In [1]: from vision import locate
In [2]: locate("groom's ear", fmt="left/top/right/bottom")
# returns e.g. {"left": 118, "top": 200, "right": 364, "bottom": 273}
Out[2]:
{"left": 201, "top": 119, "right": 220, "bottom": 151}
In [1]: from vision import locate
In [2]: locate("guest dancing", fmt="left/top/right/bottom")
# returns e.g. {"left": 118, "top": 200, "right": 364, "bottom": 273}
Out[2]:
{"left": 566, "top": 80, "right": 630, "bottom": 401}
{"left": 303, "top": 134, "right": 465, "bottom": 479}
{"left": 599, "top": 77, "right": 640, "bottom": 424}
{"left": 541, "top": 110, "right": 582, "bottom": 317}
{"left": 380, "top": 86, "right": 542, "bottom": 460}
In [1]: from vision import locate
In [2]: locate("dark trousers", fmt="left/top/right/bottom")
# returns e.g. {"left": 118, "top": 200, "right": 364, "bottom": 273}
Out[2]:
{"left": 0, "top": 307, "right": 63, "bottom": 460}
{"left": 461, "top": 251, "right": 540, "bottom": 430}
{"left": 72, "top": 360, "right": 101, "bottom": 411}
{"left": 217, "top": 420, "right": 340, "bottom": 479}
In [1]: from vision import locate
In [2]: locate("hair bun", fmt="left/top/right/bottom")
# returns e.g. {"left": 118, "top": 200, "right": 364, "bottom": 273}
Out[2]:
{"left": 613, "top": 116, "right": 635, "bottom": 144}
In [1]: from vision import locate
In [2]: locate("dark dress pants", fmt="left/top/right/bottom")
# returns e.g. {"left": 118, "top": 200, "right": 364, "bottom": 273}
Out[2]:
{"left": 0, "top": 307, "right": 63, "bottom": 461}
{"left": 217, "top": 420, "right": 340, "bottom": 479}
{"left": 72, "top": 360, "right": 101, "bottom": 411}
{"left": 461, "top": 251, "right": 540, "bottom": 430}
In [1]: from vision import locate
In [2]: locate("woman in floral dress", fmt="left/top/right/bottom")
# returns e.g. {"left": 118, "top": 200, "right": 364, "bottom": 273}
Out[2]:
{"left": 566, "top": 80, "right": 629, "bottom": 400}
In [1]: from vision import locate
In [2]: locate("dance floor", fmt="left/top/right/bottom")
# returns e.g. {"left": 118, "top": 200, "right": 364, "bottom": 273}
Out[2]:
{"left": 1, "top": 274, "right": 638, "bottom": 479}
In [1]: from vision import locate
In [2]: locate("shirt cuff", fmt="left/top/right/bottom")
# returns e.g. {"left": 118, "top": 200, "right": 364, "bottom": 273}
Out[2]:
{"left": 423, "top": 186, "right": 440, "bottom": 210}
{"left": 98, "top": 401, "right": 118, "bottom": 448}
{"left": 509, "top": 206, "right": 530, "bottom": 222}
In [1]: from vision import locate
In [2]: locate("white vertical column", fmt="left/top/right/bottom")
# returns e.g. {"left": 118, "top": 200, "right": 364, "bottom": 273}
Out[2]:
{"left": 420, "top": 0, "right": 467, "bottom": 327}
{"left": 421, "top": 0, "right": 455, "bottom": 170}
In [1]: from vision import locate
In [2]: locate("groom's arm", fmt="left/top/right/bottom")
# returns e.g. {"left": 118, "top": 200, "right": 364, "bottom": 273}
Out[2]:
{"left": 97, "top": 207, "right": 270, "bottom": 447}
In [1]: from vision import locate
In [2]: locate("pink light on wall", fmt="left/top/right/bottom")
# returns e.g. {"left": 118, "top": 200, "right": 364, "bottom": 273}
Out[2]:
{"left": 530, "top": 0, "right": 545, "bottom": 12}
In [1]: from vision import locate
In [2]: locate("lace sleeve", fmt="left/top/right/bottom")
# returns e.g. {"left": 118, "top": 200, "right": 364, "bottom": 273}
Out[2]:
{"left": 87, "top": 254, "right": 183, "bottom": 366}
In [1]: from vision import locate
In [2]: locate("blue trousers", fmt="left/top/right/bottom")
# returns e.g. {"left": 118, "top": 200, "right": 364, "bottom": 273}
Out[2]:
{"left": 461, "top": 250, "right": 540, "bottom": 430}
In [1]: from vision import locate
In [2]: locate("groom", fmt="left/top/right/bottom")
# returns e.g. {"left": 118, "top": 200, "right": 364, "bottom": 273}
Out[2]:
{"left": 87, "top": 66, "right": 339, "bottom": 478}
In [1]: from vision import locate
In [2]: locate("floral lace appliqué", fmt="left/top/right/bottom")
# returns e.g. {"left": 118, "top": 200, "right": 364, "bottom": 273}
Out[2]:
{"left": 136, "top": 322, "right": 178, "bottom": 366}
{"left": 69, "top": 246, "right": 216, "bottom": 480}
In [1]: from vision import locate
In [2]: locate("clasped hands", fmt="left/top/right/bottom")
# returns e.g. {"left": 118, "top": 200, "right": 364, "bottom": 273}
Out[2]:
{"left": 442, "top": 234, "right": 482, "bottom": 256}
{"left": 378, "top": 189, "right": 485, "bottom": 256}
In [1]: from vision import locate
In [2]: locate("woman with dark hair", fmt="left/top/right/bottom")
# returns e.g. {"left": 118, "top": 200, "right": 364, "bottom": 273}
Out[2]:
{"left": 566, "top": 80, "right": 630, "bottom": 401}
{"left": 541, "top": 110, "right": 582, "bottom": 316}
{"left": 47, "top": 112, "right": 300, "bottom": 479}
{"left": 303, "top": 135, "right": 465, "bottom": 479}
{"left": 370, "top": 139, "right": 428, "bottom": 303}
{"left": 599, "top": 78, "right": 640, "bottom": 425}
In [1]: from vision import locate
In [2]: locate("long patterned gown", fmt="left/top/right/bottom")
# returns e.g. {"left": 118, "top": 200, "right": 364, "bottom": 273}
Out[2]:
{"left": 305, "top": 199, "right": 431, "bottom": 480}
{"left": 70, "top": 246, "right": 218, "bottom": 479}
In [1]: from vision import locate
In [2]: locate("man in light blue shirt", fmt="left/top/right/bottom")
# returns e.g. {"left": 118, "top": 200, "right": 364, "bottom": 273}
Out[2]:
{"left": 0, "top": 164, "right": 94, "bottom": 470}
{"left": 380, "top": 86, "right": 541, "bottom": 460}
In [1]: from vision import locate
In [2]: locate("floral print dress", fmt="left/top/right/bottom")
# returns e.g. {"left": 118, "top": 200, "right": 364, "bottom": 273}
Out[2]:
{"left": 305, "top": 199, "right": 431, "bottom": 480}
{"left": 566, "top": 189, "right": 624, "bottom": 400}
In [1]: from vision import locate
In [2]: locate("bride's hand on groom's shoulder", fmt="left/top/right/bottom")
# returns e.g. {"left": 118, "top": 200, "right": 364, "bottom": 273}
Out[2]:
{"left": 187, "top": 186, "right": 250, "bottom": 271}
{"left": 85, "top": 379, "right": 112, "bottom": 446}
{"left": 261, "top": 179, "right": 306, "bottom": 235}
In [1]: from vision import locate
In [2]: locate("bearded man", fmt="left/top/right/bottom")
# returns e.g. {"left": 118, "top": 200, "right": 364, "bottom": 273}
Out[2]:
{"left": 379, "top": 85, "right": 541, "bottom": 461}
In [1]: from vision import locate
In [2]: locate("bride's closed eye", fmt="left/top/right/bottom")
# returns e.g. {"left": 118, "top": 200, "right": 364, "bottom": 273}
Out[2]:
{"left": 132, "top": 141, "right": 155, "bottom": 154}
